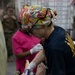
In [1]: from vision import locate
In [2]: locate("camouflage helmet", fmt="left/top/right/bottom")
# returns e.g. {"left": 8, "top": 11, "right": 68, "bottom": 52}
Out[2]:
{"left": 6, "top": 3, "right": 15, "bottom": 9}
{"left": 18, "top": 5, "right": 57, "bottom": 30}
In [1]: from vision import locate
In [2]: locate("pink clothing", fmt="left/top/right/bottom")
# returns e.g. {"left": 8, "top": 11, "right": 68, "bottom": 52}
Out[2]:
{"left": 12, "top": 30, "right": 40, "bottom": 73}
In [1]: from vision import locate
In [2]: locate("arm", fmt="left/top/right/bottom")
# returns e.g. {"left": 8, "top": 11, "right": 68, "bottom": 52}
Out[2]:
{"left": 12, "top": 38, "right": 43, "bottom": 59}
{"left": 15, "top": 51, "right": 31, "bottom": 59}
{"left": 16, "top": 47, "right": 44, "bottom": 59}
{"left": 25, "top": 50, "right": 45, "bottom": 71}
{"left": 12, "top": 37, "right": 31, "bottom": 59}
{"left": 32, "top": 50, "right": 45, "bottom": 65}
{"left": 1, "top": 13, "right": 8, "bottom": 23}
{"left": 16, "top": 44, "right": 44, "bottom": 59}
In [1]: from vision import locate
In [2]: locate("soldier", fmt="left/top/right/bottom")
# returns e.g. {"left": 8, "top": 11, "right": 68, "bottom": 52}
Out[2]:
{"left": 1, "top": 3, "right": 19, "bottom": 61}
{"left": 22, "top": 5, "right": 75, "bottom": 75}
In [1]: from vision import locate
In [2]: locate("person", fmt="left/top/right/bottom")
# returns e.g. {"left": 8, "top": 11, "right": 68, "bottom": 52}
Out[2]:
{"left": 22, "top": 5, "right": 75, "bottom": 75}
{"left": 12, "top": 5, "right": 43, "bottom": 75}
{"left": 0, "top": 20, "right": 7, "bottom": 75}
{"left": 1, "top": 3, "right": 19, "bottom": 61}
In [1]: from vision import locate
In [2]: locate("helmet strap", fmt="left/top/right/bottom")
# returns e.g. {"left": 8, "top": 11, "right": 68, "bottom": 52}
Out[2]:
{"left": 47, "top": 21, "right": 52, "bottom": 27}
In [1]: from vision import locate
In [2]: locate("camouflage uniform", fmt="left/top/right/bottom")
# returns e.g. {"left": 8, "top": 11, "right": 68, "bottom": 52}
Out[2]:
{"left": 1, "top": 3, "right": 19, "bottom": 60}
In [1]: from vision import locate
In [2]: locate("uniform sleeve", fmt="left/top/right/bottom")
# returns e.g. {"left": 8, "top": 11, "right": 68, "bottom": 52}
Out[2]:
{"left": 50, "top": 49, "right": 66, "bottom": 75}
{"left": 12, "top": 37, "right": 23, "bottom": 55}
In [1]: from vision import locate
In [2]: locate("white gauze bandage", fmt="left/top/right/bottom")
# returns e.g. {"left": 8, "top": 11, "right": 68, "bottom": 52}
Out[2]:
{"left": 27, "top": 61, "right": 36, "bottom": 71}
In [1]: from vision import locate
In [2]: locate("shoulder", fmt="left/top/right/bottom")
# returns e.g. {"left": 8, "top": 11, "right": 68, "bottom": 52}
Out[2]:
{"left": 54, "top": 26, "right": 65, "bottom": 38}
{"left": 54, "top": 26, "right": 65, "bottom": 32}
{"left": 12, "top": 30, "right": 20, "bottom": 40}
{"left": 46, "top": 26, "right": 66, "bottom": 48}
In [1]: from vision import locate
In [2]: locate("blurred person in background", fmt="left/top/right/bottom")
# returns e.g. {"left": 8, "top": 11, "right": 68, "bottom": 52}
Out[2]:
{"left": 12, "top": 5, "right": 44, "bottom": 75}
{"left": 1, "top": 2, "right": 19, "bottom": 61}
{"left": 0, "top": 20, "right": 7, "bottom": 75}
{"left": 21, "top": 5, "right": 75, "bottom": 75}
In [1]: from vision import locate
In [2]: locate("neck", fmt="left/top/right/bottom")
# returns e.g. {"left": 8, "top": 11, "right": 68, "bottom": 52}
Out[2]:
{"left": 20, "top": 28, "right": 32, "bottom": 36}
{"left": 45, "top": 25, "right": 54, "bottom": 39}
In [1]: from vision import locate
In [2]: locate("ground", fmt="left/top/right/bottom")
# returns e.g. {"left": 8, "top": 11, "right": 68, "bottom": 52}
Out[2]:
{"left": 6, "top": 61, "right": 16, "bottom": 75}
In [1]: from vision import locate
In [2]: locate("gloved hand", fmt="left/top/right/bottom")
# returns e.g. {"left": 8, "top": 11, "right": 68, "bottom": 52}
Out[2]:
{"left": 30, "top": 43, "right": 43, "bottom": 54}
{"left": 22, "top": 61, "right": 36, "bottom": 75}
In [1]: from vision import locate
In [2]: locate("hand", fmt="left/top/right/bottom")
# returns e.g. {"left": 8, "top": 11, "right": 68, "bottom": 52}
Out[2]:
{"left": 11, "top": 15, "right": 17, "bottom": 20}
{"left": 22, "top": 69, "right": 31, "bottom": 75}
{"left": 25, "top": 60, "right": 29, "bottom": 68}
{"left": 21, "top": 60, "right": 34, "bottom": 75}
{"left": 30, "top": 43, "right": 43, "bottom": 54}
{"left": 3, "top": 15, "right": 8, "bottom": 19}
{"left": 36, "top": 63, "right": 46, "bottom": 75}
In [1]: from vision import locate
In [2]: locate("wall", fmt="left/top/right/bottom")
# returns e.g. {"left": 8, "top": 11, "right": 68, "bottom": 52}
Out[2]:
{"left": 15, "top": 0, "right": 72, "bottom": 29}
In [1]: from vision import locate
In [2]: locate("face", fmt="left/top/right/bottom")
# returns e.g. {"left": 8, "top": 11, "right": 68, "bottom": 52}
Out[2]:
{"left": 7, "top": 7, "right": 14, "bottom": 13}
{"left": 32, "top": 28, "right": 45, "bottom": 39}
